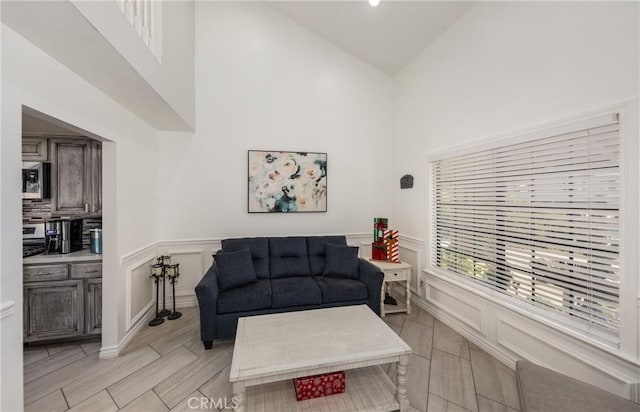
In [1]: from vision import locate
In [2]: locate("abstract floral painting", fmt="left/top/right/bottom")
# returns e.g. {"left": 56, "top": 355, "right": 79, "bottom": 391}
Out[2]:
{"left": 248, "top": 150, "right": 327, "bottom": 213}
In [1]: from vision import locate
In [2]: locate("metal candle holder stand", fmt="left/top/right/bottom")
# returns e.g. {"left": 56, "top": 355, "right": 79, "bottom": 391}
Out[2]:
{"left": 157, "top": 255, "right": 172, "bottom": 318}
{"left": 149, "top": 255, "right": 180, "bottom": 327}
{"left": 166, "top": 263, "right": 182, "bottom": 320}
{"left": 149, "top": 263, "right": 165, "bottom": 326}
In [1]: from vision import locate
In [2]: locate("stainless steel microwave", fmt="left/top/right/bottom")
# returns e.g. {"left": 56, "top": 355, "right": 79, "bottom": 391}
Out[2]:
{"left": 22, "top": 162, "right": 51, "bottom": 199}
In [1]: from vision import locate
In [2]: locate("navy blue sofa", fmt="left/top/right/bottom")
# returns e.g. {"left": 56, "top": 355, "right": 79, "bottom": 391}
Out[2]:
{"left": 195, "top": 236, "right": 384, "bottom": 349}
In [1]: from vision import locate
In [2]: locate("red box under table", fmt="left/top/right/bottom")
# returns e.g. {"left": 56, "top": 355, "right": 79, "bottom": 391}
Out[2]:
{"left": 293, "top": 371, "right": 346, "bottom": 401}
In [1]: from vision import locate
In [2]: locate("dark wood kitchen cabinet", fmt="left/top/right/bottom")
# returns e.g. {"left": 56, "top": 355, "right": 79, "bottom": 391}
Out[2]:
{"left": 86, "top": 278, "right": 102, "bottom": 335}
{"left": 23, "top": 260, "right": 102, "bottom": 343}
{"left": 49, "top": 138, "right": 101, "bottom": 215}
{"left": 23, "top": 279, "right": 84, "bottom": 342}
{"left": 22, "top": 136, "right": 48, "bottom": 161}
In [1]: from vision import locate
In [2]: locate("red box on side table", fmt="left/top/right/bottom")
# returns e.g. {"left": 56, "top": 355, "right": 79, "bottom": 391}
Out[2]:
{"left": 293, "top": 371, "right": 346, "bottom": 401}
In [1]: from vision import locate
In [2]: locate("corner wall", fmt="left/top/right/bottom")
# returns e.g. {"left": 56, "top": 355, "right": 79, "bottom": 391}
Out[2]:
{"left": 392, "top": 1, "right": 640, "bottom": 400}
{"left": 0, "top": 25, "right": 160, "bottom": 411}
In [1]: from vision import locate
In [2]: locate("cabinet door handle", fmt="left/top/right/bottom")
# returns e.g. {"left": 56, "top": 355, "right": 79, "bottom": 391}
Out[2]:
{"left": 84, "top": 269, "right": 99, "bottom": 274}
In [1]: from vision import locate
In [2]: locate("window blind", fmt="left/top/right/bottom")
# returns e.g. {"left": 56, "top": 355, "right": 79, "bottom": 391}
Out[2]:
{"left": 430, "top": 114, "right": 620, "bottom": 341}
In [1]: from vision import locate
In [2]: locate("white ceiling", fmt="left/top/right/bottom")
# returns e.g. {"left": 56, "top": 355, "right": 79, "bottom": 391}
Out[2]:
{"left": 267, "top": 1, "right": 475, "bottom": 75}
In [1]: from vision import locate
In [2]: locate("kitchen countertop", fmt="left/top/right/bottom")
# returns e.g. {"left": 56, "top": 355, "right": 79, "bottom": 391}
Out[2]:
{"left": 24, "top": 248, "right": 102, "bottom": 264}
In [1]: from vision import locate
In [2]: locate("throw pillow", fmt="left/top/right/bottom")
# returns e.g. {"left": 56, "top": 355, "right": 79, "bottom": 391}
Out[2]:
{"left": 323, "top": 243, "right": 359, "bottom": 279}
{"left": 214, "top": 248, "right": 257, "bottom": 291}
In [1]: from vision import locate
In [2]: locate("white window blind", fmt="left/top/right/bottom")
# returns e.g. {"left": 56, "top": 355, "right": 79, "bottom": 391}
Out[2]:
{"left": 430, "top": 114, "right": 620, "bottom": 342}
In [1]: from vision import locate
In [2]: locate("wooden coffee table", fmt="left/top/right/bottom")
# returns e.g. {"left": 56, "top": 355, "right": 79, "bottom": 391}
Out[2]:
{"left": 229, "top": 305, "right": 412, "bottom": 411}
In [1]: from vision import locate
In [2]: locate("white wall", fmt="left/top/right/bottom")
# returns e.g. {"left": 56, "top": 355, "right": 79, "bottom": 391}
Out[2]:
{"left": 158, "top": 2, "right": 394, "bottom": 240}
{"left": 393, "top": 1, "right": 639, "bottom": 399}
{"left": 155, "top": 2, "right": 394, "bottom": 308}
{"left": 0, "top": 25, "right": 160, "bottom": 411}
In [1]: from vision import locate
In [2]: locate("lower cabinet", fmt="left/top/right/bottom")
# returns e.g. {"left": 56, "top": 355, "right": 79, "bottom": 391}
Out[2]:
{"left": 23, "top": 260, "right": 102, "bottom": 343}
{"left": 23, "top": 280, "right": 84, "bottom": 342}
{"left": 86, "top": 278, "right": 102, "bottom": 335}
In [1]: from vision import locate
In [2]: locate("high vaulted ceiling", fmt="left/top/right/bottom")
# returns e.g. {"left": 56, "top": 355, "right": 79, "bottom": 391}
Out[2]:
{"left": 267, "top": 1, "right": 475, "bottom": 75}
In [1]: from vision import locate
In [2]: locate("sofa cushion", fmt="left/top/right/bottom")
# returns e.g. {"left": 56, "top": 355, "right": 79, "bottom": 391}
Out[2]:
{"left": 221, "top": 237, "right": 270, "bottom": 279}
{"left": 269, "top": 237, "right": 311, "bottom": 279}
{"left": 214, "top": 248, "right": 257, "bottom": 292}
{"left": 271, "top": 277, "right": 322, "bottom": 308}
{"left": 307, "top": 236, "right": 348, "bottom": 275}
{"left": 217, "top": 279, "right": 271, "bottom": 314}
{"left": 323, "top": 243, "right": 359, "bottom": 279}
{"left": 314, "top": 277, "right": 368, "bottom": 303}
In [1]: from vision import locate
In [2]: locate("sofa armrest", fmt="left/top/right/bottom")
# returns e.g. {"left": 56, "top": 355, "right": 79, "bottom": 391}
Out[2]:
{"left": 358, "top": 258, "right": 384, "bottom": 316}
{"left": 195, "top": 263, "right": 220, "bottom": 343}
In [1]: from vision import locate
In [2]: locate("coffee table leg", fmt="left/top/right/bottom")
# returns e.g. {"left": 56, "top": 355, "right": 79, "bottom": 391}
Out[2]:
{"left": 405, "top": 277, "right": 411, "bottom": 315}
{"left": 397, "top": 354, "right": 410, "bottom": 411}
{"left": 381, "top": 282, "right": 386, "bottom": 317}
{"left": 232, "top": 382, "right": 245, "bottom": 412}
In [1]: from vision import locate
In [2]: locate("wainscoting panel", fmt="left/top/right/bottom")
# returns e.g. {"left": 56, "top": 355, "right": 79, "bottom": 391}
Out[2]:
{"left": 426, "top": 281, "right": 486, "bottom": 335}
{"left": 399, "top": 235, "right": 425, "bottom": 298}
{"left": 125, "top": 253, "right": 156, "bottom": 331}
{"left": 418, "top": 270, "right": 640, "bottom": 401}
{"left": 158, "top": 239, "right": 221, "bottom": 309}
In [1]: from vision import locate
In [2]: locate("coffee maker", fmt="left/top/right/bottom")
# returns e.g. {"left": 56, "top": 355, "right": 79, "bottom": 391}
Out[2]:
{"left": 45, "top": 218, "right": 83, "bottom": 254}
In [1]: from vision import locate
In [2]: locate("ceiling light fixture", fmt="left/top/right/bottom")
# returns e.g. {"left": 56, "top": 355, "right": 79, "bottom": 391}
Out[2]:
{"left": 369, "top": 0, "right": 380, "bottom": 7}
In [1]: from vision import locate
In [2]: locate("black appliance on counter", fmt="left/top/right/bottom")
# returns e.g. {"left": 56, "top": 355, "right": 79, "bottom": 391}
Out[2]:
{"left": 23, "top": 223, "right": 46, "bottom": 258}
{"left": 45, "top": 218, "right": 83, "bottom": 254}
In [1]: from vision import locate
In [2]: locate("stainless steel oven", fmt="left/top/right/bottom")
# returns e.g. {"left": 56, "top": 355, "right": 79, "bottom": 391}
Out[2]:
{"left": 22, "top": 162, "right": 51, "bottom": 199}
{"left": 23, "top": 223, "right": 46, "bottom": 258}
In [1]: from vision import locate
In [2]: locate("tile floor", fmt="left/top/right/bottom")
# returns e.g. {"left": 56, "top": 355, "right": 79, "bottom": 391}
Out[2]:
{"left": 23, "top": 306, "right": 520, "bottom": 411}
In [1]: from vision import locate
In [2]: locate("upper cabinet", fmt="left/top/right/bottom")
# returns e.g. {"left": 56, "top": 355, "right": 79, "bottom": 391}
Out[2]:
{"left": 22, "top": 136, "right": 48, "bottom": 161}
{"left": 49, "top": 138, "right": 101, "bottom": 215}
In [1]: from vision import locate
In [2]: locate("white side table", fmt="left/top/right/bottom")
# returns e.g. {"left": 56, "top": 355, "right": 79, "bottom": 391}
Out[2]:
{"left": 369, "top": 260, "right": 412, "bottom": 317}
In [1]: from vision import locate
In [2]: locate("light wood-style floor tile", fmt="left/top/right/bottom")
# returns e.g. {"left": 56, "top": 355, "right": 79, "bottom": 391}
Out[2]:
{"left": 62, "top": 346, "right": 159, "bottom": 407}
{"left": 477, "top": 395, "right": 519, "bottom": 412}
{"left": 24, "top": 346, "right": 50, "bottom": 366}
{"left": 150, "top": 322, "right": 200, "bottom": 356}
{"left": 469, "top": 349, "right": 520, "bottom": 410}
{"left": 198, "top": 365, "right": 232, "bottom": 401}
{"left": 24, "top": 389, "right": 68, "bottom": 412}
{"left": 383, "top": 312, "right": 407, "bottom": 330}
{"left": 23, "top": 306, "right": 522, "bottom": 412}
{"left": 430, "top": 349, "right": 478, "bottom": 412}
{"left": 387, "top": 353, "right": 430, "bottom": 412}
{"left": 428, "top": 393, "right": 473, "bottom": 412}
{"left": 122, "top": 309, "right": 198, "bottom": 355}
{"left": 155, "top": 349, "right": 233, "bottom": 409}
{"left": 108, "top": 346, "right": 198, "bottom": 408}
{"left": 47, "top": 342, "right": 81, "bottom": 356}
{"left": 401, "top": 319, "right": 434, "bottom": 359}
{"left": 81, "top": 340, "right": 102, "bottom": 356}
{"left": 66, "top": 390, "right": 117, "bottom": 412}
{"left": 169, "top": 390, "right": 216, "bottom": 412}
{"left": 407, "top": 308, "right": 435, "bottom": 327}
{"left": 117, "top": 390, "right": 169, "bottom": 412}
{"left": 24, "top": 353, "right": 100, "bottom": 405}
{"left": 24, "top": 346, "right": 86, "bottom": 383}
{"left": 433, "top": 320, "right": 470, "bottom": 360}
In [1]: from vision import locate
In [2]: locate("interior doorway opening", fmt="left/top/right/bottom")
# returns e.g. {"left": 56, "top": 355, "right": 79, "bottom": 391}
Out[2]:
{"left": 21, "top": 106, "right": 114, "bottom": 375}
